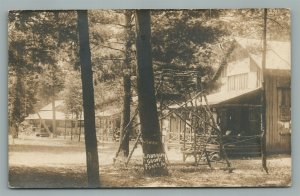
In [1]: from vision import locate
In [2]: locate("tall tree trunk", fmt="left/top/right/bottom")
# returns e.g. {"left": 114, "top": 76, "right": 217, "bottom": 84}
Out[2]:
{"left": 79, "top": 112, "right": 82, "bottom": 142}
{"left": 120, "top": 74, "right": 131, "bottom": 156}
{"left": 37, "top": 113, "right": 51, "bottom": 134}
{"left": 74, "top": 114, "right": 79, "bottom": 140}
{"left": 261, "top": 8, "right": 268, "bottom": 174}
{"left": 12, "top": 68, "right": 23, "bottom": 138}
{"left": 135, "top": 10, "right": 168, "bottom": 176}
{"left": 119, "top": 11, "right": 133, "bottom": 157}
{"left": 64, "top": 119, "right": 67, "bottom": 139}
{"left": 71, "top": 115, "right": 73, "bottom": 140}
{"left": 77, "top": 10, "right": 100, "bottom": 187}
{"left": 51, "top": 11, "right": 60, "bottom": 137}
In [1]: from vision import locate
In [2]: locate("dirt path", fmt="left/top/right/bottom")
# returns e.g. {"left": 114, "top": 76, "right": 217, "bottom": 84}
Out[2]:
{"left": 8, "top": 137, "right": 291, "bottom": 188}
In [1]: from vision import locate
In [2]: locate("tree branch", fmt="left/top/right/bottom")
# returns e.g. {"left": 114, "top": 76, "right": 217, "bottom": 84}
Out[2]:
{"left": 266, "top": 17, "right": 285, "bottom": 29}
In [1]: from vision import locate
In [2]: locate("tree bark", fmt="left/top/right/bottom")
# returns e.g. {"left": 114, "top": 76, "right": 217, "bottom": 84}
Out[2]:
{"left": 11, "top": 66, "right": 24, "bottom": 139}
{"left": 77, "top": 10, "right": 100, "bottom": 187}
{"left": 120, "top": 74, "right": 131, "bottom": 157}
{"left": 78, "top": 113, "right": 82, "bottom": 142}
{"left": 135, "top": 10, "right": 168, "bottom": 176}
{"left": 119, "top": 11, "right": 133, "bottom": 157}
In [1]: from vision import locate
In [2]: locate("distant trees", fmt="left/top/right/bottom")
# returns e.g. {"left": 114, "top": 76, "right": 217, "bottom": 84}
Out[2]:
{"left": 149, "top": 10, "right": 230, "bottom": 103}
{"left": 8, "top": 11, "right": 49, "bottom": 136}
{"left": 62, "top": 71, "right": 83, "bottom": 140}
{"left": 8, "top": 11, "right": 78, "bottom": 136}
{"left": 39, "top": 64, "right": 65, "bottom": 134}
{"left": 88, "top": 10, "right": 130, "bottom": 113}
{"left": 219, "top": 9, "right": 290, "bottom": 41}
{"left": 88, "top": 10, "right": 136, "bottom": 157}
{"left": 151, "top": 10, "right": 226, "bottom": 69}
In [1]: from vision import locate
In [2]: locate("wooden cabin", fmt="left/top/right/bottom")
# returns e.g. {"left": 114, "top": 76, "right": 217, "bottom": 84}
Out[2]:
{"left": 165, "top": 38, "right": 291, "bottom": 155}
{"left": 24, "top": 100, "right": 84, "bottom": 137}
{"left": 264, "top": 69, "right": 291, "bottom": 153}
{"left": 96, "top": 108, "right": 121, "bottom": 141}
{"left": 96, "top": 97, "right": 140, "bottom": 142}
{"left": 236, "top": 38, "right": 291, "bottom": 154}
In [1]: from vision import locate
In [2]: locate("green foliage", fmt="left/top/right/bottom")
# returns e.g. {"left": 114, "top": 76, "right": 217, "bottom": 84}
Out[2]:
{"left": 149, "top": 10, "right": 230, "bottom": 101}
{"left": 7, "top": 9, "right": 290, "bottom": 127}
{"left": 151, "top": 10, "right": 228, "bottom": 70}
{"left": 8, "top": 11, "right": 78, "bottom": 127}
{"left": 94, "top": 79, "right": 123, "bottom": 109}
{"left": 220, "top": 9, "right": 290, "bottom": 41}
{"left": 89, "top": 10, "right": 135, "bottom": 82}
{"left": 39, "top": 64, "right": 65, "bottom": 102}
{"left": 62, "top": 71, "right": 82, "bottom": 118}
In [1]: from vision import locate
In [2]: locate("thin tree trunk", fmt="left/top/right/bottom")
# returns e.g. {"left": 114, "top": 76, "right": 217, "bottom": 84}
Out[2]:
{"left": 79, "top": 113, "right": 82, "bottom": 142}
{"left": 77, "top": 10, "right": 100, "bottom": 187}
{"left": 120, "top": 74, "right": 131, "bottom": 157}
{"left": 135, "top": 10, "right": 168, "bottom": 176}
{"left": 159, "top": 75, "right": 164, "bottom": 141}
{"left": 71, "top": 116, "right": 73, "bottom": 140}
{"left": 119, "top": 11, "right": 133, "bottom": 157}
{"left": 12, "top": 66, "right": 23, "bottom": 139}
{"left": 261, "top": 8, "right": 268, "bottom": 174}
{"left": 51, "top": 94, "right": 56, "bottom": 137}
{"left": 74, "top": 115, "right": 79, "bottom": 140}
{"left": 13, "top": 124, "right": 19, "bottom": 139}
{"left": 36, "top": 113, "right": 51, "bottom": 134}
{"left": 64, "top": 119, "right": 66, "bottom": 139}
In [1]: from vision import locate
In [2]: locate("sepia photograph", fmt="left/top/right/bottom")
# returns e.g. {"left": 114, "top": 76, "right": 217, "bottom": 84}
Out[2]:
{"left": 8, "top": 9, "right": 291, "bottom": 188}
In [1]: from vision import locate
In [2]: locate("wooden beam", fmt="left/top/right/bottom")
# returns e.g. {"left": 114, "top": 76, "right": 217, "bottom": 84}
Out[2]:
{"left": 214, "top": 104, "right": 262, "bottom": 108}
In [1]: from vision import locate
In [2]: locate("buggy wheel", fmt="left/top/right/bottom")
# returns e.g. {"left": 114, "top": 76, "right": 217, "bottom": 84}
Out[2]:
{"left": 209, "top": 152, "right": 220, "bottom": 162}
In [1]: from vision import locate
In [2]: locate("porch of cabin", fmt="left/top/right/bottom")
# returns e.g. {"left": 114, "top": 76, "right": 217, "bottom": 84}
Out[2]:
{"left": 163, "top": 88, "right": 264, "bottom": 160}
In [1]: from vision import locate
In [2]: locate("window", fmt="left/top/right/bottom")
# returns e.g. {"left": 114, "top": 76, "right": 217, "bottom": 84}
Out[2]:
{"left": 228, "top": 73, "right": 248, "bottom": 91}
{"left": 256, "top": 69, "right": 261, "bottom": 87}
{"left": 279, "top": 88, "right": 291, "bottom": 121}
{"left": 249, "top": 108, "right": 258, "bottom": 121}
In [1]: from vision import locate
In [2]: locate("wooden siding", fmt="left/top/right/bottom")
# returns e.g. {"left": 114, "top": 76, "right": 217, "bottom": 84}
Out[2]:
{"left": 265, "top": 70, "right": 291, "bottom": 154}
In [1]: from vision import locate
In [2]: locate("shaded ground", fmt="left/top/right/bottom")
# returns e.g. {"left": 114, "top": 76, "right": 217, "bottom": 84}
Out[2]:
{"left": 99, "top": 158, "right": 291, "bottom": 188}
{"left": 8, "top": 135, "right": 291, "bottom": 188}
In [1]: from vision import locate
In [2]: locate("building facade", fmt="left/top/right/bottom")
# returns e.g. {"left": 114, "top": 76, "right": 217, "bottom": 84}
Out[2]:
{"left": 165, "top": 37, "right": 291, "bottom": 154}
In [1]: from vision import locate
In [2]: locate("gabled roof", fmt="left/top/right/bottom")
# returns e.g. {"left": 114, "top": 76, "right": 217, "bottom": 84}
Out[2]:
{"left": 235, "top": 37, "right": 291, "bottom": 70}
{"left": 205, "top": 87, "right": 261, "bottom": 105}
{"left": 227, "top": 58, "right": 250, "bottom": 76}
{"left": 25, "top": 111, "right": 67, "bottom": 120}
{"left": 25, "top": 100, "right": 85, "bottom": 120}
{"left": 40, "top": 100, "right": 65, "bottom": 111}
{"left": 169, "top": 87, "right": 261, "bottom": 109}
{"left": 25, "top": 110, "right": 84, "bottom": 120}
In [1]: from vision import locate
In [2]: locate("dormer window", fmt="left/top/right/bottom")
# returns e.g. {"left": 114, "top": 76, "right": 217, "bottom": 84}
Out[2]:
{"left": 228, "top": 73, "right": 248, "bottom": 91}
